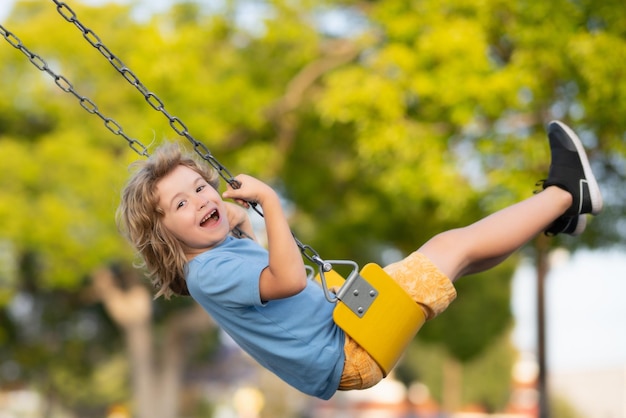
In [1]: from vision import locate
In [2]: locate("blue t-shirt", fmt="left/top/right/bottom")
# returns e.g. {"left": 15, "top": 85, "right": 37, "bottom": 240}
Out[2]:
{"left": 186, "top": 236, "right": 345, "bottom": 400}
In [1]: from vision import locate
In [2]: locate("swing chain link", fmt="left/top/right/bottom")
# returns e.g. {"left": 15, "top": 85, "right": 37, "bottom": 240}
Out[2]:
{"left": 50, "top": 0, "right": 245, "bottom": 189}
{"left": 294, "top": 238, "right": 333, "bottom": 272}
{"left": 0, "top": 24, "right": 150, "bottom": 157}
{"left": 49, "top": 0, "right": 341, "bottom": 272}
{"left": 4, "top": 3, "right": 340, "bottom": 277}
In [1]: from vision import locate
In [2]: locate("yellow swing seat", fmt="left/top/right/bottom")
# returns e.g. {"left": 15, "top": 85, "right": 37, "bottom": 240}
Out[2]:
{"left": 318, "top": 263, "right": 426, "bottom": 376}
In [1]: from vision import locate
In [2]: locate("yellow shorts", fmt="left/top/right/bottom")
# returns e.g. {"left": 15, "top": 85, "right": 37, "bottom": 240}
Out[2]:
{"left": 338, "top": 251, "right": 457, "bottom": 391}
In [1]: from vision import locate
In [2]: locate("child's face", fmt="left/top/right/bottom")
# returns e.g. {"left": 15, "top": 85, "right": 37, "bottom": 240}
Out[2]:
{"left": 157, "top": 165, "right": 230, "bottom": 259}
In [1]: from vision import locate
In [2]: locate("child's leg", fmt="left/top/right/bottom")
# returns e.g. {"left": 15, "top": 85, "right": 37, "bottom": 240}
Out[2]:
{"left": 418, "top": 186, "right": 571, "bottom": 281}
{"left": 385, "top": 121, "right": 603, "bottom": 320}
{"left": 419, "top": 120, "right": 603, "bottom": 282}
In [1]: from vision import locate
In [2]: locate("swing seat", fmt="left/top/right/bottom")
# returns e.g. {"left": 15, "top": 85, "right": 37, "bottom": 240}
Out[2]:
{"left": 318, "top": 263, "right": 426, "bottom": 376}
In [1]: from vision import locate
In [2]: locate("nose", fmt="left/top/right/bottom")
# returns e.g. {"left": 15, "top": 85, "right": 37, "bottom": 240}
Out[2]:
{"left": 195, "top": 196, "right": 209, "bottom": 209}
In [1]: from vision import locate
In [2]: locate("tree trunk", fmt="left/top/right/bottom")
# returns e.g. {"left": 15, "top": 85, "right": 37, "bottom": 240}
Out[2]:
{"left": 92, "top": 267, "right": 215, "bottom": 418}
{"left": 535, "top": 235, "right": 551, "bottom": 418}
{"left": 92, "top": 267, "right": 155, "bottom": 418}
{"left": 160, "top": 304, "right": 214, "bottom": 418}
{"left": 442, "top": 356, "right": 463, "bottom": 413}
{"left": 126, "top": 323, "right": 157, "bottom": 418}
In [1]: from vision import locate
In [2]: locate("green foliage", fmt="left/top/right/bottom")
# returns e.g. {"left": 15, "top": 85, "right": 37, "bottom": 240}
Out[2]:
{"left": 418, "top": 260, "right": 515, "bottom": 361}
{"left": 550, "top": 394, "right": 586, "bottom": 418}
{"left": 49, "top": 354, "right": 129, "bottom": 415}
{"left": 1, "top": 0, "right": 625, "bottom": 414}
{"left": 397, "top": 331, "right": 517, "bottom": 410}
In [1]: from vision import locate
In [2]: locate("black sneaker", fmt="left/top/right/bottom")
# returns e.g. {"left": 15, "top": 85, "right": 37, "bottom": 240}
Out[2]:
{"left": 545, "top": 214, "right": 587, "bottom": 236}
{"left": 543, "top": 120, "right": 603, "bottom": 216}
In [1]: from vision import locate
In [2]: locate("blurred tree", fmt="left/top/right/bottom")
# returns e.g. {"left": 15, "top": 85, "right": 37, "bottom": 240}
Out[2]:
{"left": 0, "top": 0, "right": 624, "bottom": 416}
{"left": 398, "top": 326, "right": 518, "bottom": 412}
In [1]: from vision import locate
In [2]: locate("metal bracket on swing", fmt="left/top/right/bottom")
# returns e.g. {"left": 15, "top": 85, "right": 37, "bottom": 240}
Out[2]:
{"left": 317, "top": 260, "right": 379, "bottom": 318}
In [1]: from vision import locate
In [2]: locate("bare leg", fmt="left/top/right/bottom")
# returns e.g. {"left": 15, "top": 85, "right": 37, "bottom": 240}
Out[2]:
{"left": 418, "top": 186, "right": 572, "bottom": 282}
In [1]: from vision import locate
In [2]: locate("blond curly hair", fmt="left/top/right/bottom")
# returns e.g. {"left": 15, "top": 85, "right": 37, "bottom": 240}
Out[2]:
{"left": 117, "top": 142, "right": 220, "bottom": 299}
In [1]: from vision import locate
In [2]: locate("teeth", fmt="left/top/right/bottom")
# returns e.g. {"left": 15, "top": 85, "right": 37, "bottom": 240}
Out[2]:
{"left": 201, "top": 209, "right": 217, "bottom": 225}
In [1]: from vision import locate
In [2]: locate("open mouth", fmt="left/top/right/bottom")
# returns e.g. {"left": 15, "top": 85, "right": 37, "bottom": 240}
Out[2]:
{"left": 200, "top": 209, "right": 220, "bottom": 226}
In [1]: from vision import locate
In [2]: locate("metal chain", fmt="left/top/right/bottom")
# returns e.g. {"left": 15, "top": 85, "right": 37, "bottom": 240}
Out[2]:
{"left": 0, "top": 24, "right": 149, "bottom": 157}
{"left": 0, "top": 23, "right": 254, "bottom": 241}
{"left": 50, "top": 0, "right": 242, "bottom": 190}
{"left": 49, "top": 0, "right": 340, "bottom": 272}
{"left": 2, "top": 7, "right": 337, "bottom": 272}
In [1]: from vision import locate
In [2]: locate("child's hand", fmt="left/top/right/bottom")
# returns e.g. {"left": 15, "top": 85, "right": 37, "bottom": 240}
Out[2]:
{"left": 225, "top": 175, "right": 308, "bottom": 300}
{"left": 223, "top": 201, "right": 257, "bottom": 240}
{"left": 222, "top": 174, "right": 278, "bottom": 208}
{"left": 223, "top": 201, "right": 248, "bottom": 229}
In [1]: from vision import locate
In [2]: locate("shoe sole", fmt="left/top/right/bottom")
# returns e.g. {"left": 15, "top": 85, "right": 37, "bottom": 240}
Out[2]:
{"left": 549, "top": 121, "right": 603, "bottom": 215}
{"left": 571, "top": 214, "right": 587, "bottom": 236}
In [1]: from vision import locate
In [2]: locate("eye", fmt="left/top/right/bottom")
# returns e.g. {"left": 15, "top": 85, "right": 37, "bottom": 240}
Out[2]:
{"left": 176, "top": 200, "right": 186, "bottom": 209}
{"left": 196, "top": 184, "right": 206, "bottom": 193}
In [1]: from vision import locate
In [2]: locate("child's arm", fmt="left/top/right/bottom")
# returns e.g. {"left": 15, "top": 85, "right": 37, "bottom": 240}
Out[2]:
{"left": 222, "top": 174, "right": 307, "bottom": 301}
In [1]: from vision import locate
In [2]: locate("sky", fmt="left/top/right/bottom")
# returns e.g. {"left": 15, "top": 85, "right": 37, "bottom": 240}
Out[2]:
{"left": 2, "top": 0, "right": 625, "bottom": 375}
{"left": 0, "top": 1, "right": 14, "bottom": 22}
{"left": 0, "top": 0, "right": 183, "bottom": 23}
{"left": 512, "top": 248, "right": 626, "bottom": 371}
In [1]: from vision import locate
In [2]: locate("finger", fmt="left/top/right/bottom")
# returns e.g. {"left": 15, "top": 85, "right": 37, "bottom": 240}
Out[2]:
{"left": 234, "top": 198, "right": 249, "bottom": 208}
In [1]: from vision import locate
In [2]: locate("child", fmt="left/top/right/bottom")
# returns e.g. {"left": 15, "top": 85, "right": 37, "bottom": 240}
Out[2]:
{"left": 117, "top": 120, "right": 602, "bottom": 400}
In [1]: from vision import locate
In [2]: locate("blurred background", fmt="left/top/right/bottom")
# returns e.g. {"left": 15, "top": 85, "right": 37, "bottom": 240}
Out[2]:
{"left": 0, "top": 1, "right": 625, "bottom": 417}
